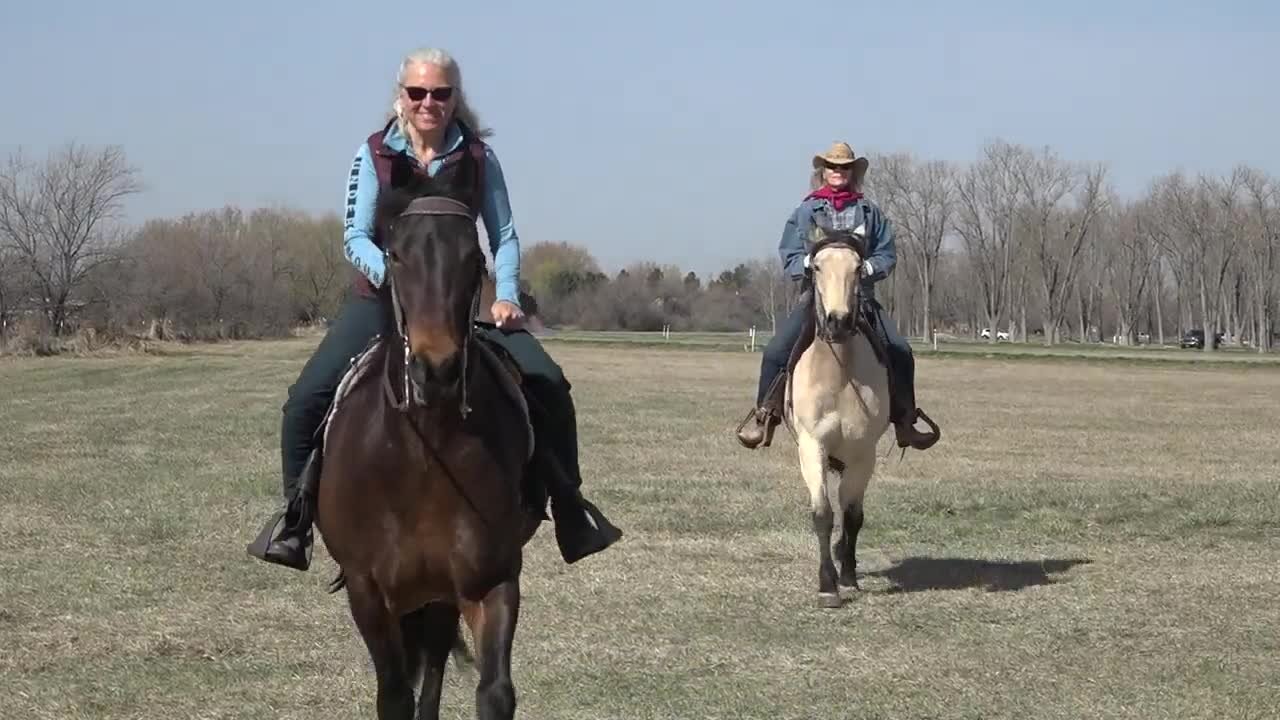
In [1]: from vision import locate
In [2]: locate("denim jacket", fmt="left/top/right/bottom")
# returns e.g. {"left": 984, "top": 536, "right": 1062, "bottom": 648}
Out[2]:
{"left": 778, "top": 196, "right": 897, "bottom": 299}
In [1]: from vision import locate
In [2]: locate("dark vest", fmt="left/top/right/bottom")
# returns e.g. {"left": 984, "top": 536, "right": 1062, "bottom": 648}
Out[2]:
{"left": 352, "top": 119, "right": 488, "bottom": 298}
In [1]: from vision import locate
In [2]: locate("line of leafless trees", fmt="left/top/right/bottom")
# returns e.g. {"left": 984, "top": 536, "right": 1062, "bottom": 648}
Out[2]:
{"left": 2, "top": 141, "right": 1277, "bottom": 354}
{"left": 866, "top": 140, "right": 1278, "bottom": 352}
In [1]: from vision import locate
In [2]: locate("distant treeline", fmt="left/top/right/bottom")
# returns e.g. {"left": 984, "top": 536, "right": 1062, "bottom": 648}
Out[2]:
{"left": 2, "top": 141, "right": 1277, "bottom": 354}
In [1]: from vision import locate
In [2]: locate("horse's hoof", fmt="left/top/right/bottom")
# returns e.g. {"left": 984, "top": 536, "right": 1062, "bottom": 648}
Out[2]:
{"left": 838, "top": 584, "right": 860, "bottom": 599}
{"left": 817, "top": 592, "right": 843, "bottom": 609}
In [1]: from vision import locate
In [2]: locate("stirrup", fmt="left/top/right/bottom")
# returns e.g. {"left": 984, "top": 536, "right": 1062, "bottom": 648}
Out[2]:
{"left": 735, "top": 406, "right": 780, "bottom": 449}
{"left": 895, "top": 409, "right": 941, "bottom": 450}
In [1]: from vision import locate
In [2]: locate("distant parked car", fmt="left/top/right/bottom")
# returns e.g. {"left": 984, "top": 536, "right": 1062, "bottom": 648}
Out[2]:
{"left": 1180, "top": 329, "right": 1222, "bottom": 349}
{"left": 980, "top": 328, "right": 1010, "bottom": 341}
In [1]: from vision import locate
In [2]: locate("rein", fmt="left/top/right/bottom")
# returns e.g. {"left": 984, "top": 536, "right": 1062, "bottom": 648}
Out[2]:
{"left": 382, "top": 195, "right": 482, "bottom": 419}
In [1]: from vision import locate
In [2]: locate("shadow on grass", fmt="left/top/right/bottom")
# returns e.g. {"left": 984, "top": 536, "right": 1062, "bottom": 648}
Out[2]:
{"left": 868, "top": 557, "right": 1092, "bottom": 593}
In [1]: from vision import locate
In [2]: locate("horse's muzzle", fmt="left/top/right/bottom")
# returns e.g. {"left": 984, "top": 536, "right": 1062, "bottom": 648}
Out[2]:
{"left": 410, "top": 351, "right": 462, "bottom": 393}
{"left": 820, "top": 311, "right": 856, "bottom": 343}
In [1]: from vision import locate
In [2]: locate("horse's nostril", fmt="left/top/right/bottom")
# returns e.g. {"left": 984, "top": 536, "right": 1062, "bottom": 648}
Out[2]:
{"left": 409, "top": 354, "right": 431, "bottom": 386}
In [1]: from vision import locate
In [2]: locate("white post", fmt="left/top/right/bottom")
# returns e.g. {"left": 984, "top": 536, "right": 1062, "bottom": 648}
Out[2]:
{"left": 933, "top": 333, "right": 938, "bottom": 352}
{"left": 749, "top": 326, "right": 756, "bottom": 352}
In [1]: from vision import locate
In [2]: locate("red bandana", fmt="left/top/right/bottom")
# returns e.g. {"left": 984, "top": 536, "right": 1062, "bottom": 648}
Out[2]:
{"left": 807, "top": 186, "right": 864, "bottom": 212}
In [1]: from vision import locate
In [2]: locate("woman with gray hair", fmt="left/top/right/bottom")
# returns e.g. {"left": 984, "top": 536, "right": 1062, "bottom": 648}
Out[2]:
{"left": 247, "top": 47, "right": 622, "bottom": 571}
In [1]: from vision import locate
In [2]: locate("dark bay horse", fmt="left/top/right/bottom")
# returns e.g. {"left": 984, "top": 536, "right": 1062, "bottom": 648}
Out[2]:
{"left": 314, "top": 172, "right": 541, "bottom": 719}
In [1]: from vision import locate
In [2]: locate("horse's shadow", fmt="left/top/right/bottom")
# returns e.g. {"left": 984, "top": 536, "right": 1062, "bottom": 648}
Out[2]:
{"left": 866, "top": 556, "right": 1091, "bottom": 593}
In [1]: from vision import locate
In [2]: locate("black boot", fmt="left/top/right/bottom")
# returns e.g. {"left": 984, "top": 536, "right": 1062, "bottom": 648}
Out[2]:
{"left": 246, "top": 449, "right": 321, "bottom": 571}
{"left": 551, "top": 489, "right": 624, "bottom": 564}
{"left": 536, "top": 449, "right": 621, "bottom": 564}
{"left": 885, "top": 346, "right": 940, "bottom": 451}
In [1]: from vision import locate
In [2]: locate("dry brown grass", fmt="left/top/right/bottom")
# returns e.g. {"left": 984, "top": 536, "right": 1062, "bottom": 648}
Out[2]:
{"left": 1, "top": 338, "right": 1278, "bottom": 719}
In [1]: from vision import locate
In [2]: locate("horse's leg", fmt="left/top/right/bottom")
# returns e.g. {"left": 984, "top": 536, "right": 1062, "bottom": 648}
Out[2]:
{"left": 415, "top": 603, "right": 462, "bottom": 720}
{"left": 798, "top": 431, "right": 840, "bottom": 609}
{"left": 346, "top": 577, "right": 416, "bottom": 720}
{"left": 462, "top": 579, "right": 521, "bottom": 720}
{"left": 837, "top": 454, "right": 874, "bottom": 597}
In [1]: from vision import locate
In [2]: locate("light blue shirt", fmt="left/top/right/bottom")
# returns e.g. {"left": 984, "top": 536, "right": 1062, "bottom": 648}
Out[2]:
{"left": 342, "top": 121, "right": 522, "bottom": 306}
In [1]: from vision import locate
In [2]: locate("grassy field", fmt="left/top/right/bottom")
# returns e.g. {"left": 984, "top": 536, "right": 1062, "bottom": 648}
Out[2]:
{"left": 542, "top": 329, "right": 1280, "bottom": 367}
{"left": 2, "top": 337, "right": 1279, "bottom": 719}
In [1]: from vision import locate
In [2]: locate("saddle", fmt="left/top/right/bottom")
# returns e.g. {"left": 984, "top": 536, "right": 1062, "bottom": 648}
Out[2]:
{"left": 318, "top": 329, "right": 535, "bottom": 460}
{"left": 744, "top": 289, "right": 894, "bottom": 448}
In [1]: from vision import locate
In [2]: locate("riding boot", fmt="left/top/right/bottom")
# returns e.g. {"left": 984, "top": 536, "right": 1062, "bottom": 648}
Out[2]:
{"left": 526, "top": 381, "right": 622, "bottom": 564}
{"left": 886, "top": 348, "right": 941, "bottom": 451}
{"left": 246, "top": 448, "right": 321, "bottom": 571}
{"left": 736, "top": 371, "right": 785, "bottom": 449}
{"left": 545, "top": 452, "right": 624, "bottom": 564}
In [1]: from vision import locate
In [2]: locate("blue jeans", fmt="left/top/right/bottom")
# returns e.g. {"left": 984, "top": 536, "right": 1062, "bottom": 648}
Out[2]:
{"left": 755, "top": 298, "right": 916, "bottom": 423}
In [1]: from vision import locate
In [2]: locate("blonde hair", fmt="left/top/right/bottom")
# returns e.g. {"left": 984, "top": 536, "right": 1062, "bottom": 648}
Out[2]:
{"left": 388, "top": 47, "right": 493, "bottom": 140}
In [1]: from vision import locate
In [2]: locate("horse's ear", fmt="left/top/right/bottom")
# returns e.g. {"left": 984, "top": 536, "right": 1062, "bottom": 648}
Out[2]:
{"left": 808, "top": 224, "right": 828, "bottom": 247}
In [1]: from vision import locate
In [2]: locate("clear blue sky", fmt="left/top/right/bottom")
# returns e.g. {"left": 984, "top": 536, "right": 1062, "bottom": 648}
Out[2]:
{"left": 3, "top": 0, "right": 1276, "bottom": 277}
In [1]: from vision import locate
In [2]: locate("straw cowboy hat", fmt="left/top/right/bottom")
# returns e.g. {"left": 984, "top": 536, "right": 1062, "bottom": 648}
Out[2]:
{"left": 812, "top": 141, "right": 869, "bottom": 176}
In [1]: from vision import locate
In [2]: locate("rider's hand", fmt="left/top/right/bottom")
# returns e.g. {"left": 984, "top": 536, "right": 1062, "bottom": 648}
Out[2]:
{"left": 491, "top": 300, "right": 525, "bottom": 330}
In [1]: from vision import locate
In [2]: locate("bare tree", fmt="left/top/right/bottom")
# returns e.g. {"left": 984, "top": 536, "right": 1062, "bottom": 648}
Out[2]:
{"left": 0, "top": 144, "right": 141, "bottom": 335}
{"left": 1014, "top": 145, "right": 1108, "bottom": 344}
{"left": 955, "top": 140, "right": 1021, "bottom": 342}
{"left": 1103, "top": 201, "right": 1157, "bottom": 345}
{"left": 286, "top": 212, "right": 346, "bottom": 323}
{"left": 0, "top": 244, "right": 21, "bottom": 342}
{"left": 1239, "top": 167, "right": 1278, "bottom": 352}
{"left": 877, "top": 152, "right": 956, "bottom": 343}
{"left": 1150, "top": 170, "right": 1244, "bottom": 352}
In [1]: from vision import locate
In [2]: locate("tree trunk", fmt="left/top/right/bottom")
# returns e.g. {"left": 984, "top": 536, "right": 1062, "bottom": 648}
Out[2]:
{"left": 1155, "top": 269, "right": 1165, "bottom": 345}
{"left": 1198, "top": 275, "right": 1213, "bottom": 353}
{"left": 922, "top": 275, "right": 933, "bottom": 345}
{"left": 1260, "top": 287, "right": 1272, "bottom": 353}
{"left": 1076, "top": 291, "right": 1086, "bottom": 343}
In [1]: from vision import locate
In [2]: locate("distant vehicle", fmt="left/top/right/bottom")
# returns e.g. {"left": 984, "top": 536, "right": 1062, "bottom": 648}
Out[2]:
{"left": 980, "top": 328, "right": 1010, "bottom": 341}
{"left": 1180, "top": 329, "right": 1222, "bottom": 349}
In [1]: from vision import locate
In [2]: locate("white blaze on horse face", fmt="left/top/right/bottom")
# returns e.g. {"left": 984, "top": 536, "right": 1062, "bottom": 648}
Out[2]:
{"left": 813, "top": 247, "right": 862, "bottom": 317}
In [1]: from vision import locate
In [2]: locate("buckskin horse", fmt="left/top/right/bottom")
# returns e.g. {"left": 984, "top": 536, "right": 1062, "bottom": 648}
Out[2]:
{"left": 785, "top": 223, "right": 894, "bottom": 609}
{"left": 310, "top": 170, "right": 542, "bottom": 719}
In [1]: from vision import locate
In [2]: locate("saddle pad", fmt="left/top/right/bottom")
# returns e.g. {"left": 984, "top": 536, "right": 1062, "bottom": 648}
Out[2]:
{"left": 474, "top": 338, "right": 535, "bottom": 462}
{"left": 320, "top": 336, "right": 385, "bottom": 452}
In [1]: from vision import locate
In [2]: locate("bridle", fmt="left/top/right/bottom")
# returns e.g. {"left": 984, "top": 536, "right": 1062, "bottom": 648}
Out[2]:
{"left": 807, "top": 232, "right": 868, "bottom": 345}
{"left": 382, "top": 195, "right": 483, "bottom": 419}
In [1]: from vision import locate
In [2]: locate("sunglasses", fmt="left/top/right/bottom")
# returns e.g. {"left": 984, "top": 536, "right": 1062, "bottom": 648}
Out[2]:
{"left": 823, "top": 162, "right": 854, "bottom": 172}
{"left": 402, "top": 85, "right": 455, "bottom": 103}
